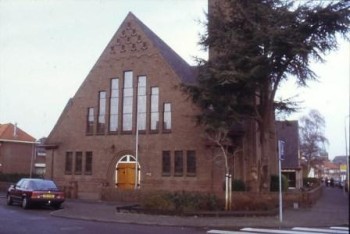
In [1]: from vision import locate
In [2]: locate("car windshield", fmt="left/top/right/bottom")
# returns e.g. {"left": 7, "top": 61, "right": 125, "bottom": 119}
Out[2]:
{"left": 31, "top": 180, "right": 58, "bottom": 191}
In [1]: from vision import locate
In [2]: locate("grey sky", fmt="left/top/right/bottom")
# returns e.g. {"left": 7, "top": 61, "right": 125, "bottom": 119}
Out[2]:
{"left": 0, "top": 0, "right": 348, "bottom": 159}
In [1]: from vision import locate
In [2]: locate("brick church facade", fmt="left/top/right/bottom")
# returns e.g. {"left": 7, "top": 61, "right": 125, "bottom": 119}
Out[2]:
{"left": 45, "top": 4, "right": 277, "bottom": 200}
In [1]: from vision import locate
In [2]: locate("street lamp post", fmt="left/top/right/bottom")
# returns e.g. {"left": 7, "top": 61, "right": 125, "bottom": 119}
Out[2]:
{"left": 278, "top": 140, "right": 285, "bottom": 225}
{"left": 345, "top": 115, "right": 349, "bottom": 190}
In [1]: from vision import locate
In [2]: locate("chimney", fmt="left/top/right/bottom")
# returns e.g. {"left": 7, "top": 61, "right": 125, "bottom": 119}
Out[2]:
{"left": 14, "top": 123, "right": 17, "bottom": 137}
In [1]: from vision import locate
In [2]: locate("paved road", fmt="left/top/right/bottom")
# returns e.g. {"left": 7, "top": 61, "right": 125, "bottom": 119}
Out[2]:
{"left": 0, "top": 185, "right": 348, "bottom": 231}
{"left": 0, "top": 200, "right": 204, "bottom": 234}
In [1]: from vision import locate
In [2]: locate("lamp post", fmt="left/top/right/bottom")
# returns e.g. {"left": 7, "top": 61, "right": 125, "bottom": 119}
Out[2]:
{"left": 135, "top": 111, "right": 139, "bottom": 190}
{"left": 345, "top": 115, "right": 349, "bottom": 190}
{"left": 278, "top": 140, "right": 285, "bottom": 225}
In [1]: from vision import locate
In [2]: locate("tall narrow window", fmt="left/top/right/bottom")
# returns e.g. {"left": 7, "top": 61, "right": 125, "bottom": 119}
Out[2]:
{"left": 109, "top": 78, "right": 119, "bottom": 132}
{"left": 150, "top": 87, "right": 159, "bottom": 131}
{"left": 86, "top": 107, "right": 94, "bottom": 135}
{"left": 123, "top": 71, "right": 133, "bottom": 131}
{"left": 186, "top": 150, "right": 196, "bottom": 176}
{"left": 97, "top": 91, "right": 106, "bottom": 134}
{"left": 162, "top": 151, "right": 171, "bottom": 176}
{"left": 137, "top": 76, "right": 147, "bottom": 131}
{"left": 85, "top": 151, "right": 93, "bottom": 175}
{"left": 75, "top": 152, "right": 83, "bottom": 175}
{"left": 65, "top": 152, "right": 73, "bottom": 175}
{"left": 174, "top": 151, "right": 183, "bottom": 176}
{"left": 163, "top": 103, "right": 172, "bottom": 131}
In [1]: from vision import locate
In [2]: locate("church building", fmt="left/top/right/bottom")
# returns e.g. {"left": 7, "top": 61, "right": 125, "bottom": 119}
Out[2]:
{"left": 45, "top": 2, "right": 277, "bottom": 200}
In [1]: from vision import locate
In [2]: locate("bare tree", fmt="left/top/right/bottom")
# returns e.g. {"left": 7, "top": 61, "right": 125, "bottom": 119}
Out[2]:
{"left": 299, "top": 110, "right": 329, "bottom": 175}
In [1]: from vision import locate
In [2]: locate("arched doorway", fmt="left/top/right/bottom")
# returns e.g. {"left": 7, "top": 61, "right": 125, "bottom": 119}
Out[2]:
{"left": 115, "top": 154, "right": 140, "bottom": 189}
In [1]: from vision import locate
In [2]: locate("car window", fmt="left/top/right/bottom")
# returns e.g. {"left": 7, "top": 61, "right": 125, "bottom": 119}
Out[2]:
{"left": 21, "top": 180, "right": 29, "bottom": 189}
{"left": 27, "top": 181, "right": 35, "bottom": 189}
{"left": 33, "top": 180, "right": 58, "bottom": 191}
{"left": 16, "top": 179, "right": 24, "bottom": 188}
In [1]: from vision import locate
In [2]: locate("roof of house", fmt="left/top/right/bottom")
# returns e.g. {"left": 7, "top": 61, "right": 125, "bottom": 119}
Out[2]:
{"left": 276, "top": 120, "right": 300, "bottom": 169}
{"left": 0, "top": 123, "right": 36, "bottom": 143}
{"left": 332, "top": 155, "right": 348, "bottom": 164}
{"left": 323, "top": 160, "right": 339, "bottom": 170}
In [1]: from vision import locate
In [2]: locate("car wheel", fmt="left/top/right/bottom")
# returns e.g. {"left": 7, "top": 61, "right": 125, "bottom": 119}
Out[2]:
{"left": 22, "top": 197, "right": 30, "bottom": 209}
{"left": 6, "top": 195, "right": 13, "bottom": 206}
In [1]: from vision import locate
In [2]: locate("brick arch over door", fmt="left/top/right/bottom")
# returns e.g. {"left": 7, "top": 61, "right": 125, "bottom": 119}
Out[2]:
{"left": 105, "top": 150, "right": 140, "bottom": 189}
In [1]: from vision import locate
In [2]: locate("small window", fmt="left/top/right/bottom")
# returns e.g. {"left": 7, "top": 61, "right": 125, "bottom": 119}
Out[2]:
{"left": 186, "top": 151, "right": 196, "bottom": 176}
{"left": 162, "top": 151, "right": 171, "bottom": 176}
{"left": 86, "top": 107, "right": 94, "bottom": 135}
{"left": 150, "top": 87, "right": 159, "bottom": 131}
{"left": 75, "top": 152, "right": 83, "bottom": 175}
{"left": 65, "top": 152, "right": 73, "bottom": 175}
{"left": 163, "top": 103, "right": 172, "bottom": 131}
{"left": 174, "top": 151, "right": 183, "bottom": 177}
{"left": 109, "top": 78, "right": 119, "bottom": 132}
{"left": 97, "top": 91, "right": 107, "bottom": 134}
{"left": 85, "top": 152, "right": 93, "bottom": 175}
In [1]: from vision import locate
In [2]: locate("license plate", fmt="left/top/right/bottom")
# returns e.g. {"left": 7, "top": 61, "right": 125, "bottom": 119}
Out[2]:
{"left": 43, "top": 194, "right": 54, "bottom": 199}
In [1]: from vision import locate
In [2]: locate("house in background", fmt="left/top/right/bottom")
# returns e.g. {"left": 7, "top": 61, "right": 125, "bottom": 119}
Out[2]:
{"left": 332, "top": 155, "right": 348, "bottom": 182}
{"left": 0, "top": 123, "right": 36, "bottom": 175}
{"left": 33, "top": 137, "right": 47, "bottom": 177}
{"left": 322, "top": 160, "right": 342, "bottom": 181}
{"left": 276, "top": 121, "right": 303, "bottom": 189}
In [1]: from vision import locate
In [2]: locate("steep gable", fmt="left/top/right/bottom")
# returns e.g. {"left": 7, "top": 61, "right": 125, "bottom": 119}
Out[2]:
{"left": 94, "top": 12, "right": 196, "bottom": 84}
{"left": 0, "top": 123, "right": 35, "bottom": 142}
{"left": 47, "top": 12, "right": 198, "bottom": 142}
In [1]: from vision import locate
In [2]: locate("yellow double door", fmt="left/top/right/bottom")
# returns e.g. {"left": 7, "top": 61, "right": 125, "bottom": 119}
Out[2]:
{"left": 117, "top": 163, "right": 136, "bottom": 189}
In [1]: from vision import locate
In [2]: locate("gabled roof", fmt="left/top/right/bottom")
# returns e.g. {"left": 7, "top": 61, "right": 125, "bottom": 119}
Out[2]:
{"left": 323, "top": 160, "right": 339, "bottom": 170}
{"left": 0, "top": 123, "right": 36, "bottom": 143}
{"left": 129, "top": 12, "right": 197, "bottom": 84}
{"left": 276, "top": 120, "right": 301, "bottom": 169}
{"left": 104, "top": 12, "right": 197, "bottom": 84}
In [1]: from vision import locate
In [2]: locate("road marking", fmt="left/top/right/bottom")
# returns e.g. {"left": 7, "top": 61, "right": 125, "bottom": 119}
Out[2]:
{"left": 292, "top": 227, "right": 349, "bottom": 234}
{"left": 207, "top": 230, "right": 259, "bottom": 234}
{"left": 241, "top": 227, "right": 317, "bottom": 234}
{"left": 330, "top": 227, "right": 349, "bottom": 231}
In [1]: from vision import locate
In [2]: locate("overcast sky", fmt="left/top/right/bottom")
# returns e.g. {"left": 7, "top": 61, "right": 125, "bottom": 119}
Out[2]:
{"left": 0, "top": 0, "right": 349, "bottom": 159}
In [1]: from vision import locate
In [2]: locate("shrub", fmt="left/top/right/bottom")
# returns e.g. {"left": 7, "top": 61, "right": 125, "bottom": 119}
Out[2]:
{"left": 270, "top": 174, "right": 288, "bottom": 191}
{"left": 141, "top": 191, "right": 221, "bottom": 214}
{"left": 142, "top": 193, "right": 174, "bottom": 211}
{"left": 303, "top": 177, "right": 320, "bottom": 189}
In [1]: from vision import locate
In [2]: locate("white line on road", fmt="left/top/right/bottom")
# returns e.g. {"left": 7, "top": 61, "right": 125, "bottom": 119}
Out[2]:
{"left": 292, "top": 227, "right": 349, "bottom": 234}
{"left": 241, "top": 227, "right": 322, "bottom": 234}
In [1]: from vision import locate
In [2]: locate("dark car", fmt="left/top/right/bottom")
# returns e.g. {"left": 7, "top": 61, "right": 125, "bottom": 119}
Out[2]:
{"left": 7, "top": 178, "right": 65, "bottom": 209}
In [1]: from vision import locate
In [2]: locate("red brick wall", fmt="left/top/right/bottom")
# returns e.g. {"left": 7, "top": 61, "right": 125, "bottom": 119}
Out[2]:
{"left": 0, "top": 142, "right": 33, "bottom": 174}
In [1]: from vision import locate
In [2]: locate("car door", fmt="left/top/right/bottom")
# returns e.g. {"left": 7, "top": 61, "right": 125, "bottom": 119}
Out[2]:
{"left": 11, "top": 179, "right": 25, "bottom": 202}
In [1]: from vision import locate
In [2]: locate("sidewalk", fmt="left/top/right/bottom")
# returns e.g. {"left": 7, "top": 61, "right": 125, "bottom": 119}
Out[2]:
{"left": 51, "top": 186, "right": 349, "bottom": 229}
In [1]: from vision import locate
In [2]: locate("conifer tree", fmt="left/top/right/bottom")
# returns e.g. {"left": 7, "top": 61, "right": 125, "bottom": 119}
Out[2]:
{"left": 184, "top": 0, "right": 349, "bottom": 198}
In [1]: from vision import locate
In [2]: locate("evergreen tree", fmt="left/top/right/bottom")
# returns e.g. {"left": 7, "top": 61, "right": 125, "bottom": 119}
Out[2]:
{"left": 183, "top": 0, "right": 349, "bottom": 195}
